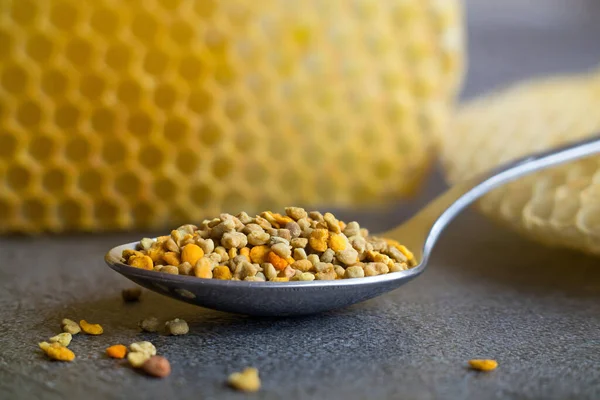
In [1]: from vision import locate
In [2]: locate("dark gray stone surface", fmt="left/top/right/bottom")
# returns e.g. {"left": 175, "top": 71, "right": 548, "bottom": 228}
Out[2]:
{"left": 1, "top": 1, "right": 600, "bottom": 399}
{"left": 1, "top": 212, "right": 599, "bottom": 400}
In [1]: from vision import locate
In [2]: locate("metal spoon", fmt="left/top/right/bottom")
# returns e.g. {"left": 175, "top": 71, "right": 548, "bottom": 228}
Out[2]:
{"left": 105, "top": 135, "right": 600, "bottom": 317}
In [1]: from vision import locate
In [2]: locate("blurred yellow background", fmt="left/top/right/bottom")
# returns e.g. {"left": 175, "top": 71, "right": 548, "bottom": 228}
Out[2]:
{"left": 0, "top": 0, "right": 464, "bottom": 233}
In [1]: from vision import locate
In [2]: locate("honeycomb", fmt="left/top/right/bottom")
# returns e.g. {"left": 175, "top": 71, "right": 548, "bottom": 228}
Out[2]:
{"left": 440, "top": 68, "right": 600, "bottom": 256}
{"left": 0, "top": 0, "right": 464, "bottom": 233}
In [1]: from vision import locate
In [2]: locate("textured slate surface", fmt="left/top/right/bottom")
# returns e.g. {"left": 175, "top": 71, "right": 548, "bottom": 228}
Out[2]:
{"left": 1, "top": 1, "right": 600, "bottom": 399}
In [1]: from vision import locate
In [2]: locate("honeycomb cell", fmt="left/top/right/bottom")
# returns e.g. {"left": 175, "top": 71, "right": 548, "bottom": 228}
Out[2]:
{"left": 190, "top": 183, "right": 214, "bottom": 208}
{"left": 314, "top": 175, "right": 337, "bottom": 201}
{"left": 374, "top": 159, "right": 395, "bottom": 180}
{"left": 258, "top": 108, "right": 278, "bottom": 127}
{"left": 169, "top": 22, "right": 194, "bottom": 46}
{"left": 154, "top": 83, "right": 178, "bottom": 110}
{"left": 169, "top": 205, "right": 192, "bottom": 226}
{"left": 226, "top": 3, "right": 253, "bottom": 27}
{"left": 144, "top": 48, "right": 170, "bottom": 76}
{"left": 212, "top": 156, "right": 236, "bottom": 179}
{"left": 0, "top": 199, "right": 14, "bottom": 221}
{"left": 233, "top": 129, "right": 258, "bottom": 153}
{"left": 42, "top": 167, "right": 69, "bottom": 194}
{"left": 188, "top": 88, "right": 213, "bottom": 114}
{"left": 550, "top": 189, "right": 581, "bottom": 227}
{"left": 57, "top": 197, "right": 84, "bottom": 226}
{"left": 131, "top": 200, "right": 159, "bottom": 227}
{"left": 128, "top": 111, "right": 153, "bottom": 137}
{"left": 101, "top": 137, "right": 128, "bottom": 165}
{"left": 221, "top": 190, "right": 247, "bottom": 214}
{"left": 157, "top": 0, "right": 184, "bottom": 11}
{"left": 22, "top": 197, "right": 48, "bottom": 222}
{"left": 90, "top": 6, "right": 120, "bottom": 37}
{"left": 0, "top": 29, "right": 12, "bottom": 58}
{"left": 268, "top": 133, "right": 290, "bottom": 155}
{"left": 350, "top": 181, "right": 380, "bottom": 204}
{"left": 279, "top": 167, "right": 303, "bottom": 193}
{"left": 175, "top": 149, "right": 201, "bottom": 175}
{"left": 139, "top": 142, "right": 166, "bottom": 170}
{"left": 11, "top": 0, "right": 37, "bottom": 25}
{"left": 6, "top": 164, "right": 33, "bottom": 191}
{"left": 194, "top": 0, "right": 216, "bottom": 18}
{"left": 205, "top": 30, "right": 230, "bottom": 59}
{"left": 16, "top": 100, "right": 42, "bottom": 128}
{"left": 78, "top": 169, "right": 104, "bottom": 196}
{"left": 178, "top": 55, "right": 204, "bottom": 81}
{"left": 0, "top": 133, "right": 18, "bottom": 160}
{"left": 293, "top": 146, "right": 322, "bottom": 178}
{"left": 55, "top": 103, "right": 80, "bottom": 130}
{"left": 50, "top": 2, "right": 79, "bottom": 31}
{"left": 526, "top": 194, "right": 554, "bottom": 223}
{"left": 131, "top": 12, "right": 159, "bottom": 42}
{"left": 2, "top": 64, "right": 28, "bottom": 95}
{"left": 28, "top": 134, "right": 57, "bottom": 161}
{"left": 105, "top": 43, "right": 132, "bottom": 71}
{"left": 339, "top": 150, "right": 360, "bottom": 171}
{"left": 117, "top": 80, "right": 142, "bottom": 105}
{"left": 26, "top": 33, "right": 54, "bottom": 63}
{"left": 153, "top": 176, "right": 178, "bottom": 201}
{"left": 41, "top": 70, "right": 68, "bottom": 97}
{"left": 115, "top": 171, "right": 142, "bottom": 198}
{"left": 94, "top": 198, "right": 120, "bottom": 225}
{"left": 65, "top": 136, "right": 91, "bottom": 163}
{"left": 163, "top": 116, "right": 189, "bottom": 140}
{"left": 245, "top": 72, "right": 269, "bottom": 97}
{"left": 66, "top": 37, "right": 93, "bottom": 67}
{"left": 413, "top": 69, "right": 439, "bottom": 99}
{"left": 199, "top": 121, "right": 223, "bottom": 146}
{"left": 578, "top": 206, "right": 600, "bottom": 235}
{"left": 91, "top": 107, "right": 116, "bottom": 134}
{"left": 245, "top": 162, "right": 269, "bottom": 187}
{"left": 80, "top": 74, "right": 106, "bottom": 101}
{"left": 214, "top": 63, "right": 236, "bottom": 86}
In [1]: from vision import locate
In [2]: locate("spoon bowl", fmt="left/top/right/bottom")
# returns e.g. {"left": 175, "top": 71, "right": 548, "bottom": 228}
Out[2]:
{"left": 105, "top": 135, "right": 600, "bottom": 316}
{"left": 105, "top": 241, "right": 424, "bottom": 316}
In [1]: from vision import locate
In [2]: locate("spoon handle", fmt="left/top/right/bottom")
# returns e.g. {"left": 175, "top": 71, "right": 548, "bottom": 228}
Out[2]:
{"left": 392, "top": 135, "right": 600, "bottom": 262}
